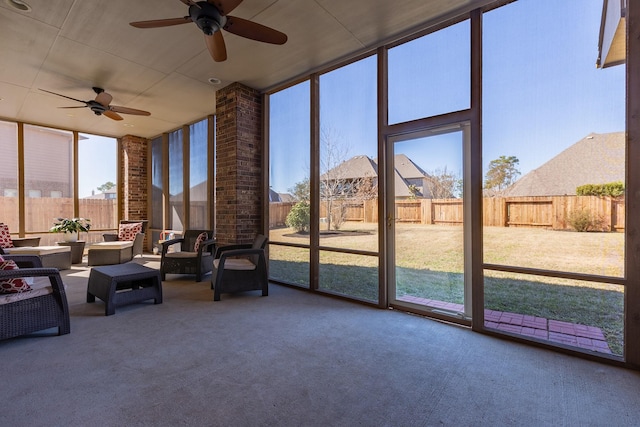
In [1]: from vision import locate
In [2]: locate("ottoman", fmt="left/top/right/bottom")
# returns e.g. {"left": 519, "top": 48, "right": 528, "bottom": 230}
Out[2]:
{"left": 87, "top": 263, "right": 162, "bottom": 316}
{"left": 2, "top": 246, "right": 72, "bottom": 270}
{"left": 87, "top": 241, "right": 134, "bottom": 266}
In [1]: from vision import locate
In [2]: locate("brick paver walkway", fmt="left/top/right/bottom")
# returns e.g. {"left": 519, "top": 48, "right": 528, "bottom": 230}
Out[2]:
{"left": 398, "top": 296, "right": 612, "bottom": 354}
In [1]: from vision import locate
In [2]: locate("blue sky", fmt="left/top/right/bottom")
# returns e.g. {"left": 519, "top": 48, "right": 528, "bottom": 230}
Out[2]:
{"left": 269, "top": 0, "right": 624, "bottom": 194}
{"left": 78, "top": 133, "right": 117, "bottom": 198}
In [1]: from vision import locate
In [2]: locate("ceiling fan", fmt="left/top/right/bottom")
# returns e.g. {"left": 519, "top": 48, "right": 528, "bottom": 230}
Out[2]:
{"left": 40, "top": 87, "right": 151, "bottom": 121}
{"left": 129, "top": 0, "right": 287, "bottom": 62}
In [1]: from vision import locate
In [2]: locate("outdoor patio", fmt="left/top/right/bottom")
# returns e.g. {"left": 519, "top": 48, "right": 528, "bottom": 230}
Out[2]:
{"left": 398, "top": 296, "right": 612, "bottom": 354}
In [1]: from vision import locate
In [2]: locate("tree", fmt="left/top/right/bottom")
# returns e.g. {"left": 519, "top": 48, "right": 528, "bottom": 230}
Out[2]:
{"left": 425, "top": 167, "right": 462, "bottom": 199}
{"left": 97, "top": 181, "right": 116, "bottom": 193}
{"left": 319, "top": 127, "right": 355, "bottom": 231}
{"left": 484, "top": 155, "right": 520, "bottom": 195}
{"left": 289, "top": 177, "right": 310, "bottom": 202}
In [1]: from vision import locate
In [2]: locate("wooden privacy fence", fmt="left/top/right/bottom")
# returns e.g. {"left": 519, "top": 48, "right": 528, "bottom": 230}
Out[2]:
{"left": 269, "top": 195, "right": 625, "bottom": 231}
{"left": 0, "top": 196, "right": 118, "bottom": 233}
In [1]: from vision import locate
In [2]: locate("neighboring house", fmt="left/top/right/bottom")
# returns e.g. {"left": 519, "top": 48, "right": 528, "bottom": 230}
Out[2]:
{"left": 320, "top": 153, "right": 434, "bottom": 199}
{"left": 83, "top": 188, "right": 117, "bottom": 200}
{"left": 269, "top": 189, "right": 295, "bottom": 203}
{"left": 503, "top": 132, "right": 624, "bottom": 197}
{"left": 0, "top": 123, "right": 73, "bottom": 198}
{"left": 393, "top": 153, "right": 433, "bottom": 198}
{"left": 278, "top": 193, "right": 296, "bottom": 203}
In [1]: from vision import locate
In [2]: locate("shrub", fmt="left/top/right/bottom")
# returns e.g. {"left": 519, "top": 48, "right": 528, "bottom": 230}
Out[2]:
{"left": 567, "top": 209, "right": 605, "bottom": 232}
{"left": 576, "top": 181, "right": 624, "bottom": 197}
{"left": 286, "top": 201, "right": 310, "bottom": 233}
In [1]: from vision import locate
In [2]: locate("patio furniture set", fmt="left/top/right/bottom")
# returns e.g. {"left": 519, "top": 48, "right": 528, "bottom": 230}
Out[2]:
{"left": 1, "top": 223, "right": 268, "bottom": 339}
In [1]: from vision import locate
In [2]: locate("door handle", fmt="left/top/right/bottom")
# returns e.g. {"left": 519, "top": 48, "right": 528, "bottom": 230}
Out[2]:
{"left": 387, "top": 214, "right": 395, "bottom": 228}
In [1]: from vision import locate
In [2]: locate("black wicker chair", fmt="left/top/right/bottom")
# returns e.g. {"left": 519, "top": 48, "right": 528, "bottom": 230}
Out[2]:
{"left": 0, "top": 255, "right": 70, "bottom": 340}
{"left": 160, "top": 230, "right": 215, "bottom": 282}
{"left": 211, "top": 234, "right": 268, "bottom": 301}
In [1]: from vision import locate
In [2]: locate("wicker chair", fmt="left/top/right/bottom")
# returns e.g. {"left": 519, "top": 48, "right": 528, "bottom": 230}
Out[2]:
{"left": 103, "top": 220, "right": 148, "bottom": 258}
{"left": 160, "top": 230, "right": 215, "bottom": 282}
{"left": 211, "top": 234, "right": 268, "bottom": 301}
{"left": 0, "top": 255, "right": 70, "bottom": 340}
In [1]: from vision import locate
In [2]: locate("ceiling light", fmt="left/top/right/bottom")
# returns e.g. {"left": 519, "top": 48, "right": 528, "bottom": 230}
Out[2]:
{"left": 208, "top": 77, "right": 221, "bottom": 85}
{"left": 123, "top": 123, "right": 135, "bottom": 127}
{"left": 5, "top": 0, "right": 32, "bottom": 12}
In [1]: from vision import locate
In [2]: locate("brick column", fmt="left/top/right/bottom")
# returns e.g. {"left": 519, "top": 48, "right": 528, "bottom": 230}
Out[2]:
{"left": 119, "top": 134, "right": 148, "bottom": 222}
{"left": 215, "top": 82, "right": 262, "bottom": 245}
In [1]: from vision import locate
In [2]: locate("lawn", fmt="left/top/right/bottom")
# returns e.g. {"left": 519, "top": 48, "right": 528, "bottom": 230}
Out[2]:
{"left": 269, "top": 223, "right": 625, "bottom": 355}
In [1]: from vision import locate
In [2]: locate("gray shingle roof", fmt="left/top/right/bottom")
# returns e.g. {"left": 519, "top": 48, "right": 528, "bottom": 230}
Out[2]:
{"left": 503, "top": 132, "right": 624, "bottom": 197}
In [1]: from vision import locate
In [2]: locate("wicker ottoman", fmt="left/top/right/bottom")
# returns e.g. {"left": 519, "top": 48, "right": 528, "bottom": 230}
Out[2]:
{"left": 86, "top": 263, "right": 162, "bottom": 316}
{"left": 87, "top": 241, "right": 134, "bottom": 266}
{"left": 3, "top": 246, "right": 72, "bottom": 270}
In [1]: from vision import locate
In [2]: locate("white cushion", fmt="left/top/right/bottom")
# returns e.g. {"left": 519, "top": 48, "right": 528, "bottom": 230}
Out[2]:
{"left": 89, "top": 241, "right": 133, "bottom": 250}
{"left": 0, "top": 277, "right": 52, "bottom": 305}
{"left": 4, "top": 246, "right": 71, "bottom": 255}
{"left": 214, "top": 258, "right": 256, "bottom": 271}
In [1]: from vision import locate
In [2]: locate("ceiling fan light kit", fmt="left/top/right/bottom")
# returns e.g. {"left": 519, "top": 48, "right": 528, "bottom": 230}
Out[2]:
{"left": 190, "top": 2, "right": 226, "bottom": 35}
{"left": 129, "top": 0, "right": 288, "bottom": 62}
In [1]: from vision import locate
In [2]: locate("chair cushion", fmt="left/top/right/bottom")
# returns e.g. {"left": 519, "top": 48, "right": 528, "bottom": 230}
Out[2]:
{"left": 193, "top": 232, "right": 208, "bottom": 252}
{"left": 3, "top": 246, "right": 71, "bottom": 255}
{"left": 118, "top": 222, "right": 143, "bottom": 241}
{"left": 213, "top": 258, "right": 256, "bottom": 271}
{"left": 0, "top": 223, "right": 14, "bottom": 249}
{"left": 0, "top": 255, "right": 31, "bottom": 294}
{"left": 0, "top": 278, "right": 51, "bottom": 304}
{"left": 89, "top": 241, "right": 134, "bottom": 250}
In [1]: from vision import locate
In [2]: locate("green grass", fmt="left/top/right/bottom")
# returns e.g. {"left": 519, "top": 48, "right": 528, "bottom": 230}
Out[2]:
{"left": 268, "top": 223, "right": 625, "bottom": 355}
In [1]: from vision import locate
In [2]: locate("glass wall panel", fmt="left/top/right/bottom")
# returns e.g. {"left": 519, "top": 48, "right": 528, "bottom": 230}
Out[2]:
{"left": 23, "top": 124, "right": 73, "bottom": 241}
{"left": 483, "top": 0, "right": 624, "bottom": 276}
{"left": 388, "top": 20, "right": 470, "bottom": 124}
{"left": 268, "top": 245, "right": 310, "bottom": 287}
{"left": 189, "top": 119, "right": 208, "bottom": 229}
{"left": 0, "top": 121, "right": 19, "bottom": 233}
{"left": 317, "top": 55, "right": 379, "bottom": 300}
{"left": 268, "top": 80, "right": 310, "bottom": 285}
{"left": 319, "top": 55, "right": 378, "bottom": 251}
{"left": 168, "top": 129, "right": 184, "bottom": 231}
{"left": 482, "top": 0, "right": 625, "bottom": 355}
{"left": 78, "top": 133, "right": 117, "bottom": 242}
{"left": 318, "top": 251, "right": 378, "bottom": 302}
{"left": 151, "top": 136, "right": 164, "bottom": 234}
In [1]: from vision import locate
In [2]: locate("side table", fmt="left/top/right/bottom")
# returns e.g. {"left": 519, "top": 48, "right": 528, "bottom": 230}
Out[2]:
{"left": 56, "top": 241, "right": 86, "bottom": 264}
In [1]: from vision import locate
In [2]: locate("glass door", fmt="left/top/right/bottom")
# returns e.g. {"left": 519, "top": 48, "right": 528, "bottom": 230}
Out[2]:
{"left": 387, "top": 123, "right": 471, "bottom": 322}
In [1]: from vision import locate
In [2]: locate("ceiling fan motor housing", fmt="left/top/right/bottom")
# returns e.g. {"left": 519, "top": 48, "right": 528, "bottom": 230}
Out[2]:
{"left": 190, "top": 2, "right": 227, "bottom": 35}
{"left": 88, "top": 101, "right": 106, "bottom": 115}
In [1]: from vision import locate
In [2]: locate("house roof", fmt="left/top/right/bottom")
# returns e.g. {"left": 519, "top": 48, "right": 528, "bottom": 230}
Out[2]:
{"left": 321, "top": 153, "right": 428, "bottom": 197}
{"left": 321, "top": 155, "right": 378, "bottom": 181}
{"left": 393, "top": 153, "right": 429, "bottom": 180}
{"left": 0, "top": 0, "right": 493, "bottom": 139}
{"left": 503, "top": 132, "right": 624, "bottom": 197}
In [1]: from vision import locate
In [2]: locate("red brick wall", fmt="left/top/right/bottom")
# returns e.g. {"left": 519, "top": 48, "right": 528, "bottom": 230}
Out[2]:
{"left": 120, "top": 134, "right": 148, "bottom": 222}
{"left": 215, "top": 82, "right": 262, "bottom": 245}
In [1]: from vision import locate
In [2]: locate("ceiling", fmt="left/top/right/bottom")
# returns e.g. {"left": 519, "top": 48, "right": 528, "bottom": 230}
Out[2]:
{"left": 0, "top": 0, "right": 491, "bottom": 139}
